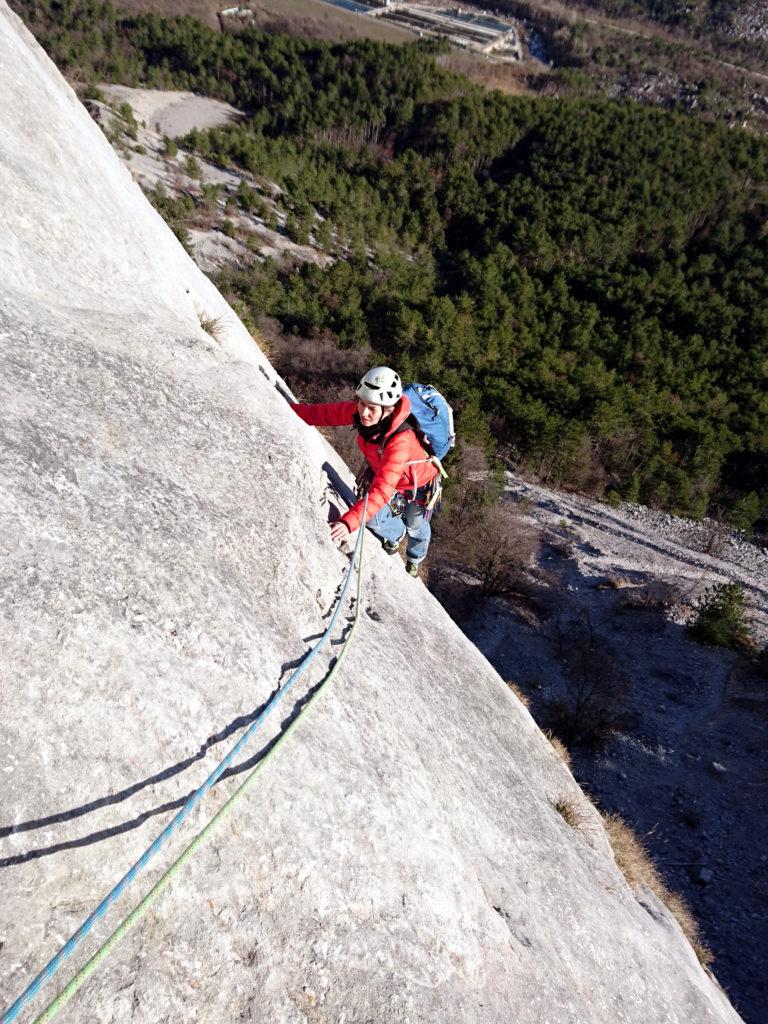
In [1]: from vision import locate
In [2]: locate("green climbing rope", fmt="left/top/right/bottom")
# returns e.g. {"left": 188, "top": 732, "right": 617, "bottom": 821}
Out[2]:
{"left": 33, "top": 521, "right": 367, "bottom": 1024}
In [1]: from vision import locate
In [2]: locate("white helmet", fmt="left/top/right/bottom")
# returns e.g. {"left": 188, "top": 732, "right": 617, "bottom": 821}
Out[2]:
{"left": 355, "top": 366, "right": 402, "bottom": 407}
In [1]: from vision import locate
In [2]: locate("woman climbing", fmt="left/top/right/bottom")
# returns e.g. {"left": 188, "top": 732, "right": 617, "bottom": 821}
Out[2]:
{"left": 290, "top": 366, "right": 442, "bottom": 577}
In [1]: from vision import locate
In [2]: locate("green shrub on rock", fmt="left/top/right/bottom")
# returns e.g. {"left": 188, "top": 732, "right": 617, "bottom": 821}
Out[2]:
{"left": 185, "top": 155, "right": 202, "bottom": 179}
{"left": 687, "top": 583, "right": 751, "bottom": 649}
{"left": 728, "top": 492, "right": 762, "bottom": 534}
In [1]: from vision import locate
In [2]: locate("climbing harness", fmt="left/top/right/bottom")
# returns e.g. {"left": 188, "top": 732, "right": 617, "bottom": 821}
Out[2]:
{"left": 356, "top": 456, "right": 443, "bottom": 521}
{"left": 2, "top": 497, "right": 368, "bottom": 1024}
{"left": 388, "top": 490, "right": 407, "bottom": 517}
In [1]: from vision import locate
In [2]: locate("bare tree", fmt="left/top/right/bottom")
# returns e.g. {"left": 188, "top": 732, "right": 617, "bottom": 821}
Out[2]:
{"left": 546, "top": 613, "right": 631, "bottom": 747}
{"left": 477, "top": 505, "right": 540, "bottom": 599}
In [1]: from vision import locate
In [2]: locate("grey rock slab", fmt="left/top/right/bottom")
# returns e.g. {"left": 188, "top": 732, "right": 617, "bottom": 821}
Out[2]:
{"left": 0, "top": 5, "right": 743, "bottom": 1024}
{"left": 100, "top": 84, "right": 245, "bottom": 137}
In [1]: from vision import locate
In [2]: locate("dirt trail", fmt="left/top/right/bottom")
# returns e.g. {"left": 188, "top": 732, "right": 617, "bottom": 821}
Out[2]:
{"left": 507, "top": 473, "right": 768, "bottom": 641}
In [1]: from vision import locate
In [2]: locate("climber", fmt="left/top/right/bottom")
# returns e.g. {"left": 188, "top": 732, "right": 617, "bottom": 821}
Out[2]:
{"left": 290, "top": 366, "right": 442, "bottom": 577}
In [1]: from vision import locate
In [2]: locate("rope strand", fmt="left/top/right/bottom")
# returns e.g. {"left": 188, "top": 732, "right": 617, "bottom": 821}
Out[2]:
{"left": 34, "top": 515, "right": 367, "bottom": 1023}
{"left": 2, "top": 502, "right": 366, "bottom": 1024}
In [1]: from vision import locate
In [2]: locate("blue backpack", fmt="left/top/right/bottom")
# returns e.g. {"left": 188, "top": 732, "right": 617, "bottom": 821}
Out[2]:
{"left": 402, "top": 383, "right": 455, "bottom": 461}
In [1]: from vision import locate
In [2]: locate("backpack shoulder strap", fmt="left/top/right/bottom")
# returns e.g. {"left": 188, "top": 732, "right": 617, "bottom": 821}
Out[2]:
{"left": 380, "top": 415, "right": 434, "bottom": 457}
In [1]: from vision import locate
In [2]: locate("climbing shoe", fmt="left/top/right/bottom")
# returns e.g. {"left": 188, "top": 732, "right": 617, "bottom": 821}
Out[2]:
{"left": 381, "top": 537, "right": 401, "bottom": 556}
{"left": 405, "top": 561, "right": 420, "bottom": 578}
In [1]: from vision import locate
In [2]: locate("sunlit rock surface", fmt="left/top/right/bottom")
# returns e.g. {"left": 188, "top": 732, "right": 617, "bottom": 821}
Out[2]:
{"left": 0, "top": 5, "right": 744, "bottom": 1022}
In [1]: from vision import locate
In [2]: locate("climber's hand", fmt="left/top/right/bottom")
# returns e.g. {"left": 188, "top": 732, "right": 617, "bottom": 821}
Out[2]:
{"left": 330, "top": 520, "right": 351, "bottom": 546}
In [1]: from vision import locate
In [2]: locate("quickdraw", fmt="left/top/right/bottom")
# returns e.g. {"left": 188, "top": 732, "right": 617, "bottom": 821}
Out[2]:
{"left": 423, "top": 475, "right": 443, "bottom": 522}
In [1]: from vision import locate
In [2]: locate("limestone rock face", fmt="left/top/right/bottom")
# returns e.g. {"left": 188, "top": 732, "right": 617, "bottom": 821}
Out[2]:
{"left": 0, "top": 6, "right": 743, "bottom": 1023}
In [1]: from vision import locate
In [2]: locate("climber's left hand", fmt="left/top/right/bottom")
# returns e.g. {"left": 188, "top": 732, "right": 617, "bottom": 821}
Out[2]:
{"left": 330, "top": 520, "right": 351, "bottom": 546}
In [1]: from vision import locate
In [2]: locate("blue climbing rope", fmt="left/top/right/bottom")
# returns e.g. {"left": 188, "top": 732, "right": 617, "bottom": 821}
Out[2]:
{"left": 2, "top": 504, "right": 365, "bottom": 1024}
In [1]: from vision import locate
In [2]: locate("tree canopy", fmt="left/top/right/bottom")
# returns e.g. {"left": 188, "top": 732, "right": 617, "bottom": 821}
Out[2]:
{"left": 12, "top": 0, "right": 768, "bottom": 526}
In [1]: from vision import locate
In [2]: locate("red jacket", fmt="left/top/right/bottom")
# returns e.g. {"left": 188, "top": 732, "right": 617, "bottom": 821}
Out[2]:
{"left": 291, "top": 396, "right": 440, "bottom": 532}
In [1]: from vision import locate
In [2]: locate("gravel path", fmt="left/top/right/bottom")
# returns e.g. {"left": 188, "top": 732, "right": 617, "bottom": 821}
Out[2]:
{"left": 506, "top": 474, "right": 768, "bottom": 643}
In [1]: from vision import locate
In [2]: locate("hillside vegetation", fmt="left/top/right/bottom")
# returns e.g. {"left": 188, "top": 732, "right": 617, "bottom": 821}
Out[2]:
{"left": 538, "top": 0, "right": 756, "bottom": 33}
{"left": 495, "top": 0, "right": 768, "bottom": 134}
{"left": 11, "top": 0, "right": 768, "bottom": 529}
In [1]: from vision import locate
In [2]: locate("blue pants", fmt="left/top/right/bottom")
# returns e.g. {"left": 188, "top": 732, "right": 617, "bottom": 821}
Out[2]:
{"left": 367, "top": 498, "right": 431, "bottom": 564}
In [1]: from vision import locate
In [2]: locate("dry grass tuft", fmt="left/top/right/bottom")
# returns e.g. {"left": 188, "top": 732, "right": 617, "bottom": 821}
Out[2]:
{"left": 220, "top": 297, "right": 273, "bottom": 358}
{"left": 553, "top": 793, "right": 591, "bottom": 832}
{"left": 249, "top": 325, "right": 273, "bottom": 359}
{"left": 617, "top": 581, "right": 682, "bottom": 610}
{"left": 662, "top": 891, "right": 715, "bottom": 968}
{"left": 545, "top": 730, "right": 572, "bottom": 771}
{"left": 602, "top": 812, "right": 659, "bottom": 888}
{"left": 506, "top": 680, "right": 530, "bottom": 709}
{"left": 198, "top": 311, "right": 226, "bottom": 343}
{"left": 602, "top": 812, "right": 713, "bottom": 967}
